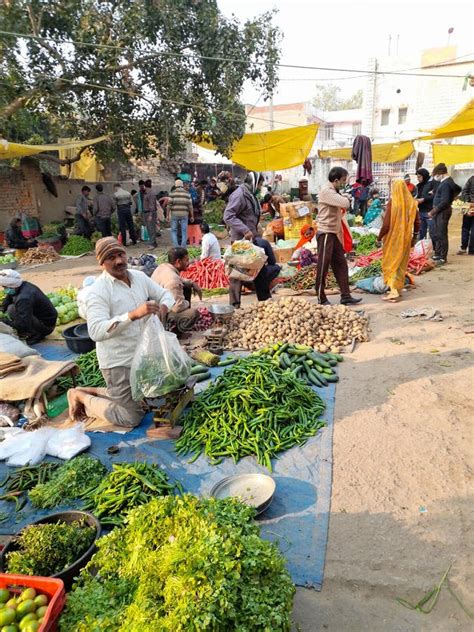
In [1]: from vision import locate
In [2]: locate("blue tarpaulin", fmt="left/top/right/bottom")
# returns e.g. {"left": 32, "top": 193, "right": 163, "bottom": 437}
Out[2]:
{"left": 0, "top": 343, "right": 335, "bottom": 589}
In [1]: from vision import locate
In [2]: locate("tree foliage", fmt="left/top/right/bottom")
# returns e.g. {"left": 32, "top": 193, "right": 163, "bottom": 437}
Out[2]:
{"left": 312, "top": 83, "right": 363, "bottom": 112}
{"left": 0, "top": 0, "right": 281, "bottom": 161}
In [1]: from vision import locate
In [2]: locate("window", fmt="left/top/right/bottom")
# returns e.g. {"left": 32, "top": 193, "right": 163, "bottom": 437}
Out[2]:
{"left": 381, "top": 109, "right": 390, "bottom": 126}
{"left": 398, "top": 107, "right": 408, "bottom": 125}
{"left": 324, "top": 124, "right": 334, "bottom": 140}
{"left": 352, "top": 122, "right": 362, "bottom": 136}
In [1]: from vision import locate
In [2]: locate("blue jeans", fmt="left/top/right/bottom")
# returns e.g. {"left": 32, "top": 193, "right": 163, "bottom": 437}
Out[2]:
{"left": 171, "top": 216, "right": 188, "bottom": 248}
{"left": 419, "top": 212, "right": 434, "bottom": 240}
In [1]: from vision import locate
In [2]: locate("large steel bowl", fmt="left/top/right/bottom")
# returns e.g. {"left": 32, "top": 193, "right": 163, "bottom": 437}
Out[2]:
{"left": 210, "top": 473, "right": 276, "bottom": 515}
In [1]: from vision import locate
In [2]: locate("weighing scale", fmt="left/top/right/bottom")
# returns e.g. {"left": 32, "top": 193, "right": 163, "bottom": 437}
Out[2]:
{"left": 146, "top": 376, "right": 197, "bottom": 440}
{"left": 204, "top": 304, "right": 235, "bottom": 354}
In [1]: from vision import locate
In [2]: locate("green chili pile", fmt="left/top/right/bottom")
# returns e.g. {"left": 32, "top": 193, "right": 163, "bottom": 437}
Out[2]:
{"left": 81, "top": 462, "right": 180, "bottom": 527}
{"left": 176, "top": 356, "right": 326, "bottom": 470}
{"left": 56, "top": 349, "right": 105, "bottom": 392}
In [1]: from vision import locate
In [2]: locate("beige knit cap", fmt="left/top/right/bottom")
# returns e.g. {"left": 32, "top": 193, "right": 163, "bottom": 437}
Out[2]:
{"left": 95, "top": 237, "right": 126, "bottom": 265}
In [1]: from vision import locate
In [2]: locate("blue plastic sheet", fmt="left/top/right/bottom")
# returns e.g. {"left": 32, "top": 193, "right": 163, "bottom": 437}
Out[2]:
{"left": 0, "top": 350, "right": 335, "bottom": 589}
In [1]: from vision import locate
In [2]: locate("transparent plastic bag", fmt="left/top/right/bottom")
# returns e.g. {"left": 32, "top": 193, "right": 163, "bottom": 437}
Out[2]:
{"left": 130, "top": 315, "right": 192, "bottom": 401}
{"left": 414, "top": 238, "right": 433, "bottom": 258}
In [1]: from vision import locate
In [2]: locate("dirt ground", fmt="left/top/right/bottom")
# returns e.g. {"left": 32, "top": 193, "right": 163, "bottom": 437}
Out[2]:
{"left": 20, "top": 215, "right": 473, "bottom": 631}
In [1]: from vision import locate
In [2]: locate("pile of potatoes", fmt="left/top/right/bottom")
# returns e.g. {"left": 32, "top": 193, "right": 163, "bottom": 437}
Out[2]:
{"left": 225, "top": 297, "right": 369, "bottom": 353}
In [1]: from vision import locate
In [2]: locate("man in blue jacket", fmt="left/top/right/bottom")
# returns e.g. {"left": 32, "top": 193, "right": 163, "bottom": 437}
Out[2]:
{"left": 428, "top": 163, "right": 462, "bottom": 265}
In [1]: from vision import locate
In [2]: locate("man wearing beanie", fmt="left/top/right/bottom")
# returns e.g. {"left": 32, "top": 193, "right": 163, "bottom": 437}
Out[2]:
{"left": 168, "top": 178, "right": 193, "bottom": 248}
{"left": 67, "top": 237, "right": 175, "bottom": 428}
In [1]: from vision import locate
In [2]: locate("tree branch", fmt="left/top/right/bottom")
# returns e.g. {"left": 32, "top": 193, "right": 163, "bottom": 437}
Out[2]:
{"left": 26, "top": 3, "right": 66, "bottom": 72}
{"left": 29, "top": 144, "right": 89, "bottom": 167}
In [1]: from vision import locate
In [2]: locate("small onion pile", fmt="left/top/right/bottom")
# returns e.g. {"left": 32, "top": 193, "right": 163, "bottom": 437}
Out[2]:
{"left": 194, "top": 307, "right": 214, "bottom": 331}
{"left": 225, "top": 297, "right": 369, "bottom": 353}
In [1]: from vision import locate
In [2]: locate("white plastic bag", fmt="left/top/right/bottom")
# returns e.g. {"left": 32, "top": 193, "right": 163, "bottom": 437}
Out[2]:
{"left": 47, "top": 424, "right": 91, "bottom": 459}
{"left": 130, "top": 315, "right": 192, "bottom": 400}
{"left": 0, "top": 427, "right": 53, "bottom": 466}
{"left": 224, "top": 240, "right": 267, "bottom": 282}
{"left": 414, "top": 238, "right": 433, "bottom": 258}
{"left": 0, "top": 333, "right": 39, "bottom": 358}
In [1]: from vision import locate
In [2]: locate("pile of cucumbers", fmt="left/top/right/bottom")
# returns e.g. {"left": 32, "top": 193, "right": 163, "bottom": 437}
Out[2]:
{"left": 189, "top": 356, "right": 238, "bottom": 383}
{"left": 255, "top": 342, "right": 342, "bottom": 388}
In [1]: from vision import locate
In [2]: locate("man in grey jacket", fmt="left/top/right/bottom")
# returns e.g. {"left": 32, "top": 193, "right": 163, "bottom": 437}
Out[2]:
{"left": 223, "top": 172, "right": 274, "bottom": 307}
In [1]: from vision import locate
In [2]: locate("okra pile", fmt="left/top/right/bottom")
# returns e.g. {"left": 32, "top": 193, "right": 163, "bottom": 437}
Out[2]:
{"left": 176, "top": 356, "right": 326, "bottom": 470}
{"left": 255, "top": 342, "right": 342, "bottom": 388}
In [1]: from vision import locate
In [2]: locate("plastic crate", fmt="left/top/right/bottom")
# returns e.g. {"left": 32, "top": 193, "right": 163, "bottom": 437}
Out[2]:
{"left": 0, "top": 573, "right": 65, "bottom": 632}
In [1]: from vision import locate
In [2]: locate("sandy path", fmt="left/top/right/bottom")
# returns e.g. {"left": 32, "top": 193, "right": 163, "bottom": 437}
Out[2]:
{"left": 19, "top": 218, "right": 473, "bottom": 630}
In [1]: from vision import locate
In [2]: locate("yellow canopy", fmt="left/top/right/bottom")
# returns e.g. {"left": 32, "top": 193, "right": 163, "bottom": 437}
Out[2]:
{"left": 58, "top": 140, "right": 104, "bottom": 181}
{"left": 318, "top": 140, "right": 415, "bottom": 163}
{"left": 0, "top": 135, "right": 108, "bottom": 160}
{"left": 420, "top": 99, "right": 474, "bottom": 140}
{"left": 432, "top": 144, "right": 474, "bottom": 165}
{"left": 197, "top": 124, "right": 319, "bottom": 171}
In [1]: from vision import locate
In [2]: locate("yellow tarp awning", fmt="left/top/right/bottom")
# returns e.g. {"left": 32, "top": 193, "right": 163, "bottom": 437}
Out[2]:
{"left": 420, "top": 99, "right": 474, "bottom": 140}
{"left": 58, "top": 139, "right": 104, "bottom": 181}
{"left": 432, "top": 144, "right": 474, "bottom": 165}
{"left": 197, "top": 124, "right": 319, "bottom": 171}
{"left": 318, "top": 140, "right": 415, "bottom": 163}
{"left": 0, "top": 136, "right": 108, "bottom": 160}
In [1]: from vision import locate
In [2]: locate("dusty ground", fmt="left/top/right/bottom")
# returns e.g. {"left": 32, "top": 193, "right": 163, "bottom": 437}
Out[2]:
{"left": 20, "top": 217, "right": 473, "bottom": 631}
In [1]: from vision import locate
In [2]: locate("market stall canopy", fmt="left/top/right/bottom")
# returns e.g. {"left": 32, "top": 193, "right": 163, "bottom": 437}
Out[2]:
{"left": 420, "top": 99, "right": 474, "bottom": 140}
{"left": 432, "top": 144, "right": 474, "bottom": 165}
{"left": 0, "top": 135, "right": 108, "bottom": 160}
{"left": 318, "top": 140, "right": 415, "bottom": 163}
{"left": 58, "top": 139, "right": 104, "bottom": 181}
{"left": 196, "top": 124, "right": 319, "bottom": 171}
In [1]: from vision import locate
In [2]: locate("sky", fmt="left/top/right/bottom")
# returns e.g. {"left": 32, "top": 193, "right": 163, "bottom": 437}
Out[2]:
{"left": 217, "top": 0, "right": 473, "bottom": 106}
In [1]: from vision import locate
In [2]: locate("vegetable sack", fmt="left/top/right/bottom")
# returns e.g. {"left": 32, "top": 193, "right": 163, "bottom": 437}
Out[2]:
{"left": 223, "top": 239, "right": 267, "bottom": 282}
{"left": 130, "top": 315, "right": 192, "bottom": 400}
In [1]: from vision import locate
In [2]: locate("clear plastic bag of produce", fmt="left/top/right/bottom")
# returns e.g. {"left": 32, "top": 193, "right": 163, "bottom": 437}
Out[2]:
{"left": 224, "top": 240, "right": 267, "bottom": 282}
{"left": 130, "top": 315, "right": 192, "bottom": 401}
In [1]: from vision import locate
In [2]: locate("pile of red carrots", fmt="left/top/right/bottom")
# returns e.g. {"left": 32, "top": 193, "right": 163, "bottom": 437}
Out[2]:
{"left": 356, "top": 249, "right": 432, "bottom": 275}
{"left": 181, "top": 258, "right": 229, "bottom": 289}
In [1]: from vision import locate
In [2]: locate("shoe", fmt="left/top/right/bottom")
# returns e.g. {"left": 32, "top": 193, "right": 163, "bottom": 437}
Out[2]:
{"left": 456, "top": 249, "right": 466, "bottom": 255}
{"left": 340, "top": 296, "right": 363, "bottom": 305}
{"left": 435, "top": 259, "right": 446, "bottom": 266}
{"left": 318, "top": 299, "right": 331, "bottom": 306}
{"left": 431, "top": 255, "right": 440, "bottom": 260}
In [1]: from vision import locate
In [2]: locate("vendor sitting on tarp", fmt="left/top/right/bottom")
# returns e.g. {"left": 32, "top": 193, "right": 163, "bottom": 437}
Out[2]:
{"left": 0, "top": 270, "right": 57, "bottom": 345}
{"left": 152, "top": 248, "right": 200, "bottom": 336}
{"left": 68, "top": 237, "right": 175, "bottom": 428}
{"left": 5, "top": 218, "right": 37, "bottom": 250}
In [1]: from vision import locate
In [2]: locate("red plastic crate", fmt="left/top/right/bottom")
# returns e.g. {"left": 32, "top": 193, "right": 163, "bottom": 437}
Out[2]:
{"left": 0, "top": 573, "right": 65, "bottom": 632}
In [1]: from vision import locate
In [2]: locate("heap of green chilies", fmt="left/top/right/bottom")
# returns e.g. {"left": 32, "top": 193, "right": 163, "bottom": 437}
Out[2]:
{"left": 176, "top": 356, "right": 326, "bottom": 470}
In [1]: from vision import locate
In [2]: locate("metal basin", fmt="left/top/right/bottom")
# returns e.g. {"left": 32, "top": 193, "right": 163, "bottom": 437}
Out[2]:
{"left": 210, "top": 473, "right": 276, "bottom": 515}
{"left": 208, "top": 304, "right": 235, "bottom": 322}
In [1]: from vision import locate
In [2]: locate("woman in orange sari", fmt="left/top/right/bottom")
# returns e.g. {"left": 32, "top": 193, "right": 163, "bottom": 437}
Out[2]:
{"left": 378, "top": 179, "right": 420, "bottom": 302}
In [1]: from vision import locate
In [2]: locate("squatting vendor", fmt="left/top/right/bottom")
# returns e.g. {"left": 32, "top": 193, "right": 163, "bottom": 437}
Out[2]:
{"left": 0, "top": 270, "right": 57, "bottom": 345}
{"left": 67, "top": 237, "right": 175, "bottom": 428}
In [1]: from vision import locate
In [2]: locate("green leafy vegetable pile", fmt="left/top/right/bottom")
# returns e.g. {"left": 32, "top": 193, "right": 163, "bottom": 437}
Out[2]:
{"left": 5, "top": 519, "right": 95, "bottom": 576}
{"left": 60, "top": 236, "right": 93, "bottom": 256}
{"left": 176, "top": 355, "right": 326, "bottom": 469}
{"left": 204, "top": 198, "right": 226, "bottom": 224}
{"left": 82, "top": 462, "right": 180, "bottom": 527}
{"left": 354, "top": 233, "right": 378, "bottom": 254}
{"left": 29, "top": 455, "right": 107, "bottom": 509}
{"left": 59, "top": 495, "right": 295, "bottom": 632}
{"left": 350, "top": 259, "right": 383, "bottom": 282}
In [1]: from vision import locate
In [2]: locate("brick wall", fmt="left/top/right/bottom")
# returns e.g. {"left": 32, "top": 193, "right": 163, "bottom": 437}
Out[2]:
{"left": 0, "top": 162, "right": 38, "bottom": 228}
